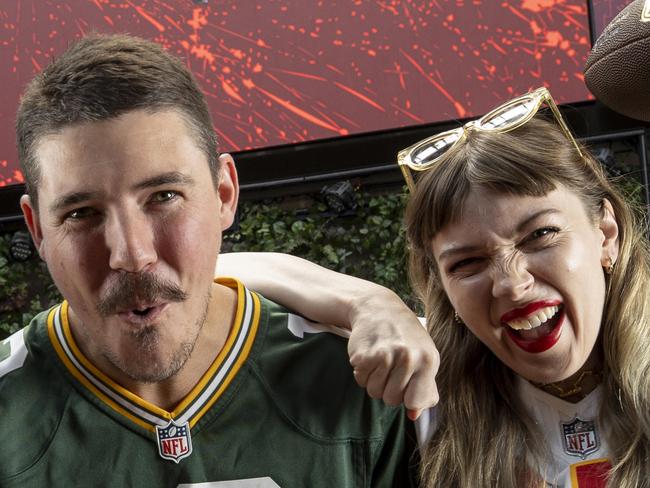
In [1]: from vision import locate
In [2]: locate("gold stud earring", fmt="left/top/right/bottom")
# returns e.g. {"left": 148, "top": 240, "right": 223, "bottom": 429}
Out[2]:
{"left": 454, "top": 311, "right": 464, "bottom": 324}
{"left": 605, "top": 256, "right": 615, "bottom": 275}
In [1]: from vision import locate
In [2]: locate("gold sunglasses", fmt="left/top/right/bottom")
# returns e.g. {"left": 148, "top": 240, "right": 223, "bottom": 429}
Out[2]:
{"left": 397, "top": 86, "right": 583, "bottom": 192}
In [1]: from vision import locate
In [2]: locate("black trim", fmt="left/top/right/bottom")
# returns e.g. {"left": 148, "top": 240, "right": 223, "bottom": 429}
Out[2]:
{"left": 587, "top": 0, "right": 598, "bottom": 46}
{"left": 1, "top": 101, "right": 648, "bottom": 221}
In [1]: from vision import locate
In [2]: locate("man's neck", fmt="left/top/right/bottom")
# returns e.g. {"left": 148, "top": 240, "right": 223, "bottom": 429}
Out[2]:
{"left": 67, "top": 282, "right": 238, "bottom": 411}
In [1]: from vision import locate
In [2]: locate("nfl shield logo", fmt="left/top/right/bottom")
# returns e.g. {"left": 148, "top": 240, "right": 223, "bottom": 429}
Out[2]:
{"left": 561, "top": 417, "right": 600, "bottom": 459}
{"left": 156, "top": 419, "right": 193, "bottom": 463}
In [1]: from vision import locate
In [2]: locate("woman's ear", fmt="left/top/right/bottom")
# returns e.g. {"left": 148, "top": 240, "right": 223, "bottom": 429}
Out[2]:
{"left": 599, "top": 199, "right": 619, "bottom": 267}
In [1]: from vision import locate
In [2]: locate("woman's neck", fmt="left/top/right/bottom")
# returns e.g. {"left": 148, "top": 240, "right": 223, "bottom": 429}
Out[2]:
{"left": 532, "top": 347, "right": 603, "bottom": 403}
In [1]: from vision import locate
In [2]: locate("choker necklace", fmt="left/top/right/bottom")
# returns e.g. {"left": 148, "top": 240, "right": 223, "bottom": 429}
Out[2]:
{"left": 532, "top": 369, "right": 603, "bottom": 402}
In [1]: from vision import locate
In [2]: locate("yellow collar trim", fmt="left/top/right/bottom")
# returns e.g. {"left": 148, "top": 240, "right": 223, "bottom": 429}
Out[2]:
{"left": 47, "top": 278, "right": 260, "bottom": 432}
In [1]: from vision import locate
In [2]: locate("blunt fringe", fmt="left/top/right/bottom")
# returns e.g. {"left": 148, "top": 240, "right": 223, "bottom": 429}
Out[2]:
{"left": 406, "top": 117, "right": 650, "bottom": 487}
{"left": 16, "top": 33, "right": 219, "bottom": 209}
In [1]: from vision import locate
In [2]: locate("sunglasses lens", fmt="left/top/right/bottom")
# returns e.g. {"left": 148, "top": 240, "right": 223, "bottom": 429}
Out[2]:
{"left": 399, "top": 88, "right": 571, "bottom": 189}
{"left": 481, "top": 98, "right": 537, "bottom": 130}
{"left": 409, "top": 131, "right": 463, "bottom": 167}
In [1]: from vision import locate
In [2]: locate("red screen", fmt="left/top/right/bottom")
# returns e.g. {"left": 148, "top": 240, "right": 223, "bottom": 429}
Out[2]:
{"left": 0, "top": 0, "right": 594, "bottom": 186}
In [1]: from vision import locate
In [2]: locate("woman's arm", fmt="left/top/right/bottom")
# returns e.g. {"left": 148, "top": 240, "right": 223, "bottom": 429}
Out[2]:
{"left": 218, "top": 252, "right": 439, "bottom": 418}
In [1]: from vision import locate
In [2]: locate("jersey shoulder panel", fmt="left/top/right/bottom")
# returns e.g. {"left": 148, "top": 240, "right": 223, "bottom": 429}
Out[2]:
{"left": 0, "top": 307, "right": 73, "bottom": 481}
{"left": 249, "top": 295, "right": 404, "bottom": 443}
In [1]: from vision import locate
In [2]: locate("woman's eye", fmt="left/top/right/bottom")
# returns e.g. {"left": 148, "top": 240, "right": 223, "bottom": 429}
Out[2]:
{"left": 450, "top": 257, "right": 481, "bottom": 273}
{"left": 529, "top": 226, "right": 559, "bottom": 241}
{"left": 151, "top": 190, "right": 178, "bottom": 203}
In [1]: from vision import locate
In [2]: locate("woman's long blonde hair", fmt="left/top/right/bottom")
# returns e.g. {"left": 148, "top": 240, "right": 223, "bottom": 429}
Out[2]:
{"left": 405, "top": 117, "right": 650, "bottom": 487}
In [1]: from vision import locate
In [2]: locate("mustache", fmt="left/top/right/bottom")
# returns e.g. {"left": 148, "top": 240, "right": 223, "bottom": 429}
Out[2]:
{"left": 97, "top": 272, "right": 187, "bottom": 316}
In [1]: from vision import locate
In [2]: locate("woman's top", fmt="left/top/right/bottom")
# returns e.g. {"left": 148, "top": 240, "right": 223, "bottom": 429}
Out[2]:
{"left": 518, "top": 376, "right": 610, "bottom": 487}
{"left": 414, "top": 377, "right": 611, "bottom": 487}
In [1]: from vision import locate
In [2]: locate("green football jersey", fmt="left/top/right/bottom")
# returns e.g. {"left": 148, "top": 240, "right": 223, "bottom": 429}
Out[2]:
{"left": 0, "top": 278, "right": 413, "bottom": 487}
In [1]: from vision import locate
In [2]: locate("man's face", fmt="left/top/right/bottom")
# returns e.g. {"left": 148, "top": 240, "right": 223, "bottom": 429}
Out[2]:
{"left": 21, "top": 109, "right": 238, "bottom": 383}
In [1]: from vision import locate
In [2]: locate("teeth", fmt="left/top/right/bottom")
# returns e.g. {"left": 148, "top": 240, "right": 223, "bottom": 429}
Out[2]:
{"left": 506, "top": 305, "right": 559, "bottom": 330}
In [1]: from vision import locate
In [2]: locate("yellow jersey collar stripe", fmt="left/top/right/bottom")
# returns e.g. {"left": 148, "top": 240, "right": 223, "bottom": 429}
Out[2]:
{"left": 176, "top": 283, "right": 258, "bottom": 424}
{"left": 48, "top": 305, "right": 167, "bottom": 428}
{"left": 47, "top": 278, "right": 260, "bottom": 431}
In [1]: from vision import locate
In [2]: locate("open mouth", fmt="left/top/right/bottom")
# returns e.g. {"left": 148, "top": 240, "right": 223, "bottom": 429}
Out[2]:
{"left": 132, "top": 307, "right": 154, "bottom": 317}
{"left": 118, "top": 303, "right": 168, "bottom": 324}
{"left": 502, "top": 303, "right": 564, "bottom": 353}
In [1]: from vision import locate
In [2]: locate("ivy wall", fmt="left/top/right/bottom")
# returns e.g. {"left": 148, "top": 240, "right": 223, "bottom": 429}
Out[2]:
{"left": 0, "top": 188, "right": 412, "bottom": 339}
{"left": 2, "top": 159, "right": 644, "bottom": 340}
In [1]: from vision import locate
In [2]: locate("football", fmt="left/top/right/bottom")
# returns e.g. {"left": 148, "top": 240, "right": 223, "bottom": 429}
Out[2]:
{"left": 584, "top": 0, "right": 650, "bottom": 122}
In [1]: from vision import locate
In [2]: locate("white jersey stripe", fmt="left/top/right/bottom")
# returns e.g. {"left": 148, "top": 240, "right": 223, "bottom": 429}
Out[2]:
{"left": 177, "top": 287, "right": 254, "bottom": 423}
{"left": 0, "top": 328, "right": 29, "bottom": 379}
{"left": 48, "top": 278, "right": 260, "bottom": 431}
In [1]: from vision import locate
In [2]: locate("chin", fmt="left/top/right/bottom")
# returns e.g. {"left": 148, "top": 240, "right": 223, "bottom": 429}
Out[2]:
{"left": 108, "top": 340, "right": 194, "bottom": 384}
{"left": 115, "top": 353, "right": 183, "bottom": 383}
{"left": 123, "top": 364, "right": 178, "bottom": 384}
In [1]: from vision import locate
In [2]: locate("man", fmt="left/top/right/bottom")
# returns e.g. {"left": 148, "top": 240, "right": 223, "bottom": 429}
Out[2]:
{"left": 0, "top": 34, "right": 412, "bottom": 487}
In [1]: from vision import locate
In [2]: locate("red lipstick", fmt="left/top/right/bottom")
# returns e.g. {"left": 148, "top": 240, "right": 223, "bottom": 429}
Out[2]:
{"left": 501, "top": 300, "right": 564, "bottom": 354}
{"left": 500, "top": 299, "right": 561, "bottom": 323}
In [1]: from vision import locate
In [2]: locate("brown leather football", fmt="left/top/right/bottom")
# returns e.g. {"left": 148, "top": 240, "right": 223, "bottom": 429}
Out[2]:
{"left": 584, "top": 0, "right": 650, "bottom": 122}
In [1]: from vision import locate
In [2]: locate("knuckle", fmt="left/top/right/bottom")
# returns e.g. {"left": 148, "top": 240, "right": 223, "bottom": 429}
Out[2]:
{"left": 396, "top": 347, "right": 415, "bottom": 368}
{"left": 367, "top": 348, "right": 392, "bottom": 368}
{"left": 348, "top": 353, "right": 363, "bottom": 368}
{"left": 417, "top": 346, "right": 439, "bottom": 370}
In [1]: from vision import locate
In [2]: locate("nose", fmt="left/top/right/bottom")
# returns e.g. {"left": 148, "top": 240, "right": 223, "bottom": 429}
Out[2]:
{"left": 106, "top": 210, "right": 158, "bottom": 273}
{"left": 490, "top": 255, "right": 533, "bottom": 301}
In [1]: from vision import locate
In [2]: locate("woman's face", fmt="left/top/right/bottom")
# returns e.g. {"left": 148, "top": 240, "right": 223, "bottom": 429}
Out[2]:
{"left": 431, "top": 185, "right": 619, "bottom": 383}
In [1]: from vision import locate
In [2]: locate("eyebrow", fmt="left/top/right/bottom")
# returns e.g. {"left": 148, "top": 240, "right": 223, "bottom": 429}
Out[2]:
{"left": 133, "top": 171, "right": 196, "bottom": 191}
{"left": 49, "top": 191, "right": 100, "bottom": 214}
{"left": 49, "top": 171, "right": 196, "bottom": 214}
{"left": 437, "top": 208, "right": 560, "bottom": 262}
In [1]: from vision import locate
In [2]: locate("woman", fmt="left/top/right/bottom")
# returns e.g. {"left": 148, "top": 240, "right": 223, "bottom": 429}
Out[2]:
{"left": 221, "top": 87, "right": 650, "bottom": 486}
{"left": 400, "top": 86, "right": 650, "bottom": 487}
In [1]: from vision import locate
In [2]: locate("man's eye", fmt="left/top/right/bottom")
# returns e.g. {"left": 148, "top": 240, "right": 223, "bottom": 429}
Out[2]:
{"left": 151, "top": 190, "right": 178, "bottom": 203}
{"left": 65, "top": 207, "right": 97, "bottom": 220}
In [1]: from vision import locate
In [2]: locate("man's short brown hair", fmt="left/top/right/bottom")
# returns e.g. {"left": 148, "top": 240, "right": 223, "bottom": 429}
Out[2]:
{"left": 16, "top": 34, "right": 219, "bottom": 209}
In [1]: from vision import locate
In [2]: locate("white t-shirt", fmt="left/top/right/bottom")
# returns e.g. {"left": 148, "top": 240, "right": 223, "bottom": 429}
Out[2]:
{"left": 415, "top": 377, "right": 611, "bottom": 487}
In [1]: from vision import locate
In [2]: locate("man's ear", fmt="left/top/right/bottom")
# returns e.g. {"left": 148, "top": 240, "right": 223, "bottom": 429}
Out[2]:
{"left": 216, "top": 153, "right": 239, "bottom": 231}
{"left": 599, "top": 199, "right": 619, "bottom": 267}
{"left": 20, "top": 194, "right": 46, "bottom": 259}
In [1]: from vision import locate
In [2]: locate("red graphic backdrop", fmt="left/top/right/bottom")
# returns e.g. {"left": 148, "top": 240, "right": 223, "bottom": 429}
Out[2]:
{"left": 0, "top": 0, "right": 598, "bottom": 187}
